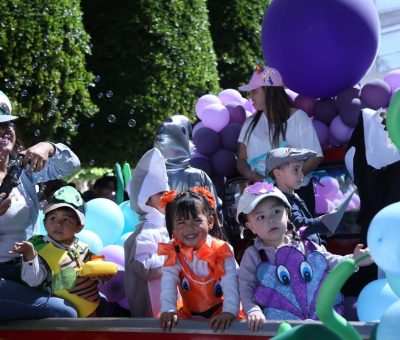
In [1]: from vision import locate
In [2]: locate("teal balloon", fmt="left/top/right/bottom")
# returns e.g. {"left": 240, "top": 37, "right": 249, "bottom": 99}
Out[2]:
{"left": 115, "top": 232, "right": 133, "bottom": 246}
{"left": 357, "top": 279, "right": 399, "bottom": 322}
{"left": 85, "top": 198, "right": 124, "bottom": 246}
{"left": 38, "top": 210, "right": 46, "bottom": 235}
{"left": 77, "top": 229, "right": 104, "bottom": 254}
{"left": 119, "top": 200, "right": 139, "bottom": 234}
{"left": 377, "top": 299, "right": 400, "bottom": 340}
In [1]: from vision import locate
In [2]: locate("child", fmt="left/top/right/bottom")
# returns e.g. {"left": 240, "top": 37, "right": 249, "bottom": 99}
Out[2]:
{"left": 10, "top": 186, "right": 106, "bottom": 317}
{"left": 157, "top": 187, "right": 240, "bottom": 332}
{"left": 124, "top": 147, "right": 170, "bottom": 317}
{"left": 237, "top": 182, "right": 372, "bottom": 331}
{"left": 266, "top": 147, "right": 332, "bottom": 244}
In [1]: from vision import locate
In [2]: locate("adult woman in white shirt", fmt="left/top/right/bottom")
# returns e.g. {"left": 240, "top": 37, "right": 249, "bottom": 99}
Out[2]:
{"left": 237, "top": 65, "right": 323, "bottom": 183}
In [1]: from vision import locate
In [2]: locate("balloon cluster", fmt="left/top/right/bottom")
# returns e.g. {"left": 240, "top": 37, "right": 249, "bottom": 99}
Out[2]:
{"left": 190, "top": 89, "right": 254, "bottom": 194}
{"left": 289, "top": 70, "right": 400, "bottom": 151}
{"left": 314, "top": 176, "right": 360, "bottom": 214}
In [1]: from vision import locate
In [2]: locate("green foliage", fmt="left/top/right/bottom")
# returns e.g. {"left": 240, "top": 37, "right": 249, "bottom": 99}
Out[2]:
{"left": 0, "top": 0, "right": 97, "bottom": 147}
{"left": 208, "top": 0, "right": 270, "bottom": 89}
{"left": 75, "top": 0, "right": 220, "bottom": 167}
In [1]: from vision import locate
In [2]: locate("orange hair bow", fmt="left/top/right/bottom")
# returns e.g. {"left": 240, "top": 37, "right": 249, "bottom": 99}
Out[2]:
{"left": 159, "top": 190, "right": 178, "bottom": 208}
{"left": 191, "top": 186, "right": 215, "bottom": 209}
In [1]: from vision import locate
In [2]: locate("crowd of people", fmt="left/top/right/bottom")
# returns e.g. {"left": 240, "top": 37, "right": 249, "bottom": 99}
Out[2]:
{"left": 0, "top": 62, "right": 381, "bottom": 331}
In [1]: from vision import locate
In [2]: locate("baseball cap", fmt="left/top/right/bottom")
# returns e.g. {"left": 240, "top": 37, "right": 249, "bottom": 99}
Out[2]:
{"left": 265, "top": 147, "right": 317, "bottom": 176}
{"left": 236, "top": 182, "right": 290, "bottom": 222}
{"left": 44, "top": 186, "right": 85, "bottom": 225}
{"left": 0, "top": 91, "right": 18, "bottom": 123}
{"left": 238, "top": 66, "right": 283, "bottom": 92}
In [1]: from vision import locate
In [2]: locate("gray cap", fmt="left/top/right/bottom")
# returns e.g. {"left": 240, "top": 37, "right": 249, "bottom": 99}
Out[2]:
{"left": 265, "top": 147, "right": 317, "bottom": 176}
{"left": 236, "top": 182, "right": 290, "bottom": 222}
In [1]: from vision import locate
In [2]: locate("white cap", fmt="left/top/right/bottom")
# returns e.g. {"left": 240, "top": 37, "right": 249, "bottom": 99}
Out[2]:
{"left": 238, "top": 66, "right": 284, "bottom": 91}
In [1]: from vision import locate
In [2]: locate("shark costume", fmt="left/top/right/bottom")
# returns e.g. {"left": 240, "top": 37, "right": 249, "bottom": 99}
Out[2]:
{"left": 154, "top": 115, "right": 220, "bottom": 208}
{"left": 124, "top": 148, "right": 170, "bottom": 317}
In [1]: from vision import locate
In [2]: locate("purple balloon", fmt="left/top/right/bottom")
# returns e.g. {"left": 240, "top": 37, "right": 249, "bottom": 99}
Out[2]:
{"left": 225, "top": 102, "right": 246, "bottom": 125}
{"left": 360, "top": 79, "right": 391, "bottom": 110}
{"left": 262, "top": 0, "right": 380, "bottom": 98}
{"left": 329, "top": 115, "right": 354, "bottom": 144}
{"left": 99, "top": 245, "right": 125, "bottom": 266}
{"left": 195, "top": 94, "right": 221, "bottom": 120}
{"left": 192, "top": 127, "right": 221, "bottom": 156}
{"left": 210, "top": 148, "right": 237, "bottom": 177}
{"left": 339, "top": 98, "right": 366, "bottom": 128}
{"left": 220, "top": 123, "right": 242, "bottom": 152}
{"left": 189, "top": 156, "right": 213, "bottom": 177}
{"left": 314, "top": 99, "right": 337, "bottom": 125}
{"left": 312, "top": 119, "right": 329, "bottom": 146}
{"left": 218, "top": 89, "right": 243, "bottom": 105}
{"left": 192, "top": 121, "right": 204, "bottom": 137}
{"left": 201, "top": 103, "right": 230, "bottom": 132}
{"left": 336, "top": 85, "right": 361, "bottom": 109}
{"left": 210, "top": 174, "right": 226, "bottom": 197}
{"left": 384, "top": 70, "right": 400, "bottom": 92}
{"left": 118, "top": 297, "right": 129, "bottom": 310}
{"left": 294, "top": 95, "right": 316, "bottom": 116}
{"left": 98, "top": 270, "right": 125, "bottom": 302}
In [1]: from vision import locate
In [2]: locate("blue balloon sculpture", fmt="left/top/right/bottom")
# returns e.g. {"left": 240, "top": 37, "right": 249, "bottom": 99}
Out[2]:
{"left": 119, "top": 200, "right": 139, "bottom": 234}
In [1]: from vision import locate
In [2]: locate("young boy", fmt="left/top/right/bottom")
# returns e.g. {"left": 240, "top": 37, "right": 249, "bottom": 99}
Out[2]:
{"left": 124, "top": 147, "right": 170, "bottom": 317}
{"left": 10, "top": 186, "right": 103, "bottom": 317}
{"left": 265, "top": 147, "right": 331, "bottom": 244}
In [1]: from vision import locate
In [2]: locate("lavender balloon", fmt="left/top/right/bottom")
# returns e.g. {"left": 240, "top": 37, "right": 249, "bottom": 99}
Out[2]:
{"left": 329, "top": 115, "right": 354, "bottom": 144}
{"left": 218, "top": 89, "right": 243, "bottom": 105}
{"left": 201, "top": 103, "right": 230, "bottom": 132}
{"left": 195, "top": 94, "right": 221, "bottom": 120}
{"left": 262, "top": 0, "right": 380, "bottom": 98}
{"left": 384, "top": 70, "right": 400, "bottom": 93}
{"left": 312, "top": 119, "right": 329, "bottom": 146}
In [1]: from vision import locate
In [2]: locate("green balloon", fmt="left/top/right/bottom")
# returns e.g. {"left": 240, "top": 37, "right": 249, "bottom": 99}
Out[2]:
{"left": 387, "top": 91, "right": 400, "bottom": 150}
{"left": 114, "top": 163, "right": 124, "bottom": 205}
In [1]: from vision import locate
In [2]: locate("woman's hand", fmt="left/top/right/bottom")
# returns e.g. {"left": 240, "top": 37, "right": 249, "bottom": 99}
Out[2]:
{"left": 21, "top": 142, "right": 55, "bottom": 173}
{"left": 9, "top": 241, "right": 36, "bottom": 261}
{"left": 0, "top": 194, "right": 12, "bottom": 216}
{"left": 247, "top": 310, "right": 266, "bottom": 332}
{"left": 209, "top": 312, "right": 235, "bottom": 332}
{"left": 160, "top": 311, "right": 178, "bottom": 331}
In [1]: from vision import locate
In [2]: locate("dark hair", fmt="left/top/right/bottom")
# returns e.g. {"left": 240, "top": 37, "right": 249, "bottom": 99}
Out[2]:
{"left": 165, "top": 190, "right": 227, "bottom": 241}
{"left": 244, "top": 86, "right": 292, "bottom": 147}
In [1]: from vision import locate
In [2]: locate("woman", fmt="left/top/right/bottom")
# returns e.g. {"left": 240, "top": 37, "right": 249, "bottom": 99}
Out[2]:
{"left": 236, "top": 65, "right": 323, "bottom": 183}
{"left": 0, "top": 91, "right": 81, "bottom": 319}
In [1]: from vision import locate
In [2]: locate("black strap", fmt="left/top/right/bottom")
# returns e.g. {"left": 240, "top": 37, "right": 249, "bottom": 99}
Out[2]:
{"left": 258, "top": 249, "right": 268, "bottom": 262}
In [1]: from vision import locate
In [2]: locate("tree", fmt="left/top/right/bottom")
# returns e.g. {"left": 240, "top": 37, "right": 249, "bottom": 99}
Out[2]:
{"left": 0, "top": 0, "right": 97, "bottom": 147}
{"left": 76, "top": 0, "right": 220, "bottom": 167}
{"left": 207, "top": 0, "right": 270, "bottom": 89}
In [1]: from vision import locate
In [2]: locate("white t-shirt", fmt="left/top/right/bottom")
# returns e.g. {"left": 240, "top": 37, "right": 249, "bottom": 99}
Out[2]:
{"left": 238, "top": 109, "right": 323, "bottom": 160}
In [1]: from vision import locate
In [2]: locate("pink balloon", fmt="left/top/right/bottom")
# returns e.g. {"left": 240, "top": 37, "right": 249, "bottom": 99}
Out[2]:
{"left": 243, "top": 99, "right": 256, "bottom": 113}
{"left": 201, "top": 103, "right": 230, "bottom": 132}
{"left": 192, "top": 121, "right": 204, "bottom": 137}
{"left": 218, "top": 89, "right": 243, "bottom": 105}
{"left": 195, "top": 94, "right": 221, "bottom": 120}
{"left": 384, "top": 69, "right": 400, "bottom": 92}
{"left": 312, "top": 118, "right": 329, "bottom": 146}
{"left": 329, "top": 115, "right": 354, "bottom": 144}
{"left": 294, "top": 95, "right": 316, "bottom": 116}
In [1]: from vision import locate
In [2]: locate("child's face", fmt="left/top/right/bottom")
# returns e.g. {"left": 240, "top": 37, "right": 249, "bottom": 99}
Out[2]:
{"left": 245, "top": 197, "right": 289, "bottom": 247}
{"left": 273, "top": 161, "right": 304, "bottom": 192}
{"left": 172, "top": 202, "right": 213, "bottom": 249}
{"left": 44, "top": 208, "right": 83, "bottom": 244}
{"left": 147, "top": 191, "right": 167, "bottom": 213}
{"left": 249, "top": 87, "right": 266, "bottom": 112}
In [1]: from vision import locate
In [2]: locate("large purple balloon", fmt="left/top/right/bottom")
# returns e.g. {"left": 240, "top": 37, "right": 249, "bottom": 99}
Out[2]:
{"left": 192, "top": 127, "right": 221, "bottom": 156}
{"left": 360, "top": 79, "right": 391, "bottom": 110}
{"left": 262, "top": 0, "right": 380, "bottom": 98}
{"left": 220, "top": 123, "right": 242, "bottom": 152}
{"left": 211, "top": 149, "right": 237, "bottom": 177}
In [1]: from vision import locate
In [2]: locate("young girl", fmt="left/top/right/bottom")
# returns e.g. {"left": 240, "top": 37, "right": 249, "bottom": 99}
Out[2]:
{"left": 157, "top": 187, "right": 240, "bottom": 332}
{"left": 237, "top": 182, "right": 372, "bottom": 331}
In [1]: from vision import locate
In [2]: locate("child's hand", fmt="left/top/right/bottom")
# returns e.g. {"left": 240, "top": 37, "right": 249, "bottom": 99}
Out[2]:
{"left": 9, "top": 241, "right": 36, "bottom": 261}
{"left": 247, "top": 310, "right": 266, "bottom": 332}
{"left": 209, "top": 312, "right": 235, "bottom": 332}
{"left": 160, "top": 311, "right": 178, "bottom": 332}
{"left": 352, "top": 244, "right": 374, "bottom": 266}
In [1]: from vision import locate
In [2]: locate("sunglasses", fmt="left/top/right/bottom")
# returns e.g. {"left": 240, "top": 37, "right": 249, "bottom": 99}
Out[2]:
{"left": 0, "top": 121, "right": 14, "bottom": 131}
